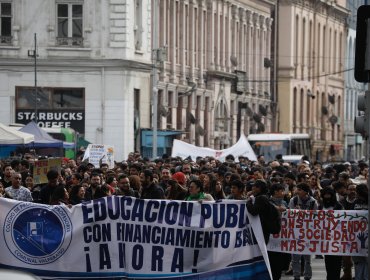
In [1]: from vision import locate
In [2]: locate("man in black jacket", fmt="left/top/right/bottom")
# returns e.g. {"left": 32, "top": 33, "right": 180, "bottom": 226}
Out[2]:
{"left": 39, "top": 169, "right": 61, "bottom": 204}
{"left": 140, "top": 169, "right": 165, "bottom": 199}
{"left": 246, "top": 179, "right": 272, "bottom": 244}
{"left": 320, "top": 187, "right": 343, "bottom": 280}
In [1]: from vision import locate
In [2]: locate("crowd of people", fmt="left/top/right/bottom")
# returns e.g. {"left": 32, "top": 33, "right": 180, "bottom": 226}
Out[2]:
{"left": 0, "top": 151, "right": 368, "bottom": 280}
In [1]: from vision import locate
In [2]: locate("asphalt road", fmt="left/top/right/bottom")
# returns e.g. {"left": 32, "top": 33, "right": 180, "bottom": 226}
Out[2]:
{"left": 280, "top": 255, "right": 353, "bottom": 280}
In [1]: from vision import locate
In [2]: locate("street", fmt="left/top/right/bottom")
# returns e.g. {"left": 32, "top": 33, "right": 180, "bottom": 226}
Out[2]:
{"left": 280, "top": 256, "right": 352, "bottom": 280}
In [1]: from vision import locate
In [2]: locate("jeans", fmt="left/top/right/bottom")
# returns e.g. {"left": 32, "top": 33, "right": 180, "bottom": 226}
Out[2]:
{"left": 292, "top": 254, "right": 312, "bottom": 279}
{"left": 353, "top": 256, "right": 368, "bottom": 280}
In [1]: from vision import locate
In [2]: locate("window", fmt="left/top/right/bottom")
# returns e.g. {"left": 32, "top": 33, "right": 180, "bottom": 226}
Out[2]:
{"left": 16, "top": 87, "right": 84, "bottom": 109}
{"left": 15, "top": 87, "right": 85, "bottom": 133}
{"left": 57, "top": 3, "right": 83, "bottom": 46}
{"left": 0, "top": 2, "right": 11, "bottom": 43}
{"left": 134, "top": 0, "right": 142, "bottom": 50}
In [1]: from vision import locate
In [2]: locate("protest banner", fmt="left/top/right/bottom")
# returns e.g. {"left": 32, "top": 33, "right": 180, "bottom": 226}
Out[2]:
{"left": 0, "top": 197, "right": 270, "bottom": 279}
{"left": 33, "top": 158, "right": 62, "bottom": 184}
{"left": 171, "top": 134, "right": 257, "bottom": 162}
{"left": 267, "top": 209, "right": 368, "bottom": 256}
{"left": 82, "top": 144, "right": 115, "bottom": 169}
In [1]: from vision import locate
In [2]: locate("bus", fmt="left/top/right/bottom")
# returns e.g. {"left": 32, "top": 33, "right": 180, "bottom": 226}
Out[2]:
{"left": 247, "top": 133, "right": 311, "bottom": 162}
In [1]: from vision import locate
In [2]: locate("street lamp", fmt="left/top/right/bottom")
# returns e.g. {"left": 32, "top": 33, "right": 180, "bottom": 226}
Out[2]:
{"left": 27, "top": 33, "right": 38, "bottom": 122}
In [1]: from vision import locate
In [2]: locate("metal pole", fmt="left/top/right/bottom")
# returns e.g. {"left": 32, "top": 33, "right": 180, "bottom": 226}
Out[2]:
{"left": 34, "top": 33, "right": 37, "bottom": 122}
{"left": 152, "top": 0, "right": 158, "bottom": 159}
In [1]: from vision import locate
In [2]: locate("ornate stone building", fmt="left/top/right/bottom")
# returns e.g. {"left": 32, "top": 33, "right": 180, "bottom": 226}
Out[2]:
{"left": 153, "top": 0, "right": 276, "bottom": 151}
{"left": 277, "top": 0, "right": 349, "bottom": 161}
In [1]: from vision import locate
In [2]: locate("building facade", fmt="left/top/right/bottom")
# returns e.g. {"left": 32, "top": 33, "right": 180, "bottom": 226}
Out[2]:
{"left": 277, "top": 0, "right": 349, "bottom": 161}
{"left": 152, "top": 0, "right": 276, "bottom": 153}
{"left": 0, "top": 0, "right": 152, "bottom": 161}
{"left": 344, "top": 0, "right": 367, "bottom": 161}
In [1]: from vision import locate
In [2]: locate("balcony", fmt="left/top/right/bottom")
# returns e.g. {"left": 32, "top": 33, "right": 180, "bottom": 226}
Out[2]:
{"left": 56, "top": 37, "right": 83, "bottom": 47}
{"left": 0, "top": 36, "right": 12, "bottom": 44}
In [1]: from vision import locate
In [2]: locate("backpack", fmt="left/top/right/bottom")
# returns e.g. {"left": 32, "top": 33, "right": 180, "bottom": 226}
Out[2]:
{"left": 266, "top": 199, "right": 282, "bottom": 234}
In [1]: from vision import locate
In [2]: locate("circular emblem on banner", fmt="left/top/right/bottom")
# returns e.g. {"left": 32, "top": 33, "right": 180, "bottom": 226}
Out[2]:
{"left": 4, "top": 203, "right": 72, "bottom": 265}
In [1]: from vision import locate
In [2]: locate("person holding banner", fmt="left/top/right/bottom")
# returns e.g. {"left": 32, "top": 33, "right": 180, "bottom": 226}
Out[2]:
{"left": 320, "top": 186, "right": 344, "bottom": 280}
{"left": 39, "top": 169, "right": 62, "bottom": 204}
{"left": 4, "top": 172, "right": 33, "bottom": 202}
{"left": 84, "top": 173, "right": 102, "bottom": 200}
{"left": 288, "top": 182, "right": 318, "bottom": 280}
{"left": 246, "top": 179, "right": 273, "bottom": 244}
{"left": 140, "top": 169, "right": 165, "bottom": 199}
{"left": 69, "top": 184, "right": 86, "bottom": 205}
{"left": 185, "top": 178, "right": 214, "bottom": 202}
{"left": 227, "top": 180, "right": 247, "bottom": 200}
{"left": 352, "top": 183, "right": 368, "bottom": 280}
{"left": 269, "top": 183, "right": 290, "bottom": 280}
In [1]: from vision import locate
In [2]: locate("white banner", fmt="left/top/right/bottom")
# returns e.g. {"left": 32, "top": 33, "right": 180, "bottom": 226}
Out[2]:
{"left": 0, "top": 198, "right": 271, "bottom": 279}
{"left": 267, "top": 209, "right": 368, "bottom": 256}
{"left": 82, "top": 144, "right": 115, "bottom": 169}
{"left": 171, "top": 134, "right": 257, "bottom": 162}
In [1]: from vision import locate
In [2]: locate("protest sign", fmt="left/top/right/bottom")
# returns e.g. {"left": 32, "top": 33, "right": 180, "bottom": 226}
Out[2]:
{"left": 267, "top": 209, "right": 368, "bottom": 256}
{"left": 82, "top": 144, "right": 115, "bottom": 169}
{"left": 171, "top": 134, "right": 257, "bottom": 162}
{"left": 0, "top": 198, "right": 270, "bottom": 279}
{"left": 33, "top": 158, "right": 62, "bottom": 184}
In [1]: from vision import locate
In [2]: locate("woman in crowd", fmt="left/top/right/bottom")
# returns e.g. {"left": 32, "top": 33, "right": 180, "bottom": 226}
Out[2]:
{"left": 128, "top": 175, "right": 142, "bottom": 198}
{"left": 185, "top": 179, "right": 214, "bottom": 202}
{"left": 308, "top": 173, "right": 322, "bottom": 203}
{"left": 227, "top": 180, "right": 246, "bottom": 200}
{"left": 69, "top": 184, "right": 86, "bottom": 205}
{"left": 50, "top": 185, "right": 70, "bottom": 206}
{"left": 268, "top": 183, "right": 290, "bottom": 280}
{"left": 203, "top": 173, "right": 225, "bottom": 200}
{"left": 319, "top": 186, "right": 343, "bottom": 280}
{"left": 165, "top": 179, "right": 188, "bottom": 200}
{"left": 24, "top": 174, "right": 41, "bottom": 202}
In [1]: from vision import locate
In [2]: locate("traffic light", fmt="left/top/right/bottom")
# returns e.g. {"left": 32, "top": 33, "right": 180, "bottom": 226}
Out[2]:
{"left": 354, "top": 91, "right": 370, "bottom": 139}
{"left": 355, "top": 5, "right": 370, "bottom": 83}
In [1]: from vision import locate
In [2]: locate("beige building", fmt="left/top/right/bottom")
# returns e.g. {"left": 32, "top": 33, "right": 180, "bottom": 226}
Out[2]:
{"left": 277, "top": 0, "right": 349, "bottom": 161}
{"left": 153, "top": 0, "right": 275, "bottom": 151}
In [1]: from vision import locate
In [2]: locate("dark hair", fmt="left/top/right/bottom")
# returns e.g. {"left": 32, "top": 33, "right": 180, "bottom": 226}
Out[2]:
{"left": 21, "top": 160, "right": 30, "bottom": 169}
{"left": 254, "top": 179, "right": 268, "bottom": 194}
{"left": 231, "top": 180, "right": 245, "bottom": 191}
{"left": 356, "top": 184, "right": 368, "bottom": 203}
{"left": 106, "top": 176, "right": 116, "bottom": 184}
{"left": 118, "top": 174, "right": 129, "bottom": 180}
{"left": 50, "top": 186, "right": 67, "bottom": 204}
{"left": 284, "top": 172, "right": 296, "bottom": 181}
{"left": 189, "top": 179, "right": 204, "bottom": 192}
{"left": 270, "top": 183, "right": 285, "bottom": 195}
{"left": 10, "top": 159, "right": 20, "bottom": 169}
{"left": 93, "top": 184, "right": 111, "bottom": 199}
{"left": 130, "top": 164, "right": 142, "bottom": 172}
{"left": 47, "top": 169, "right": 59, "bottom": 180}
{"left": 225, "top": 154, "right": 235, "bottom": 161}
{"left": 72, "top": 173, "right": 83, "bottom": 181}
{"left": 332, "top": 181, "right": 346, "bottom": 191}
{"left": 142, "top": 169, "right": 154, "bottom": 180}
{"left": 2, "top": 164, "right": 11, "bottom": 171}
{"left": 77, "top": 164, "right": 89, "bottom": 173}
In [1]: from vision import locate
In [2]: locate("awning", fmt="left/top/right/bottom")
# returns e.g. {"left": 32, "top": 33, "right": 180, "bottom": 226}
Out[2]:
{"left": 141, "top": 130, "right": 184, "bottom": 148}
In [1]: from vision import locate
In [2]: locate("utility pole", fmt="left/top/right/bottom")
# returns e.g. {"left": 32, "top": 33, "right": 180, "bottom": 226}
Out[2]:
{"left": 152, "top": 0, "right": 158, "bottom": 159}
{"left": 28, "top": 33, "right": 38, "bottom": 122}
